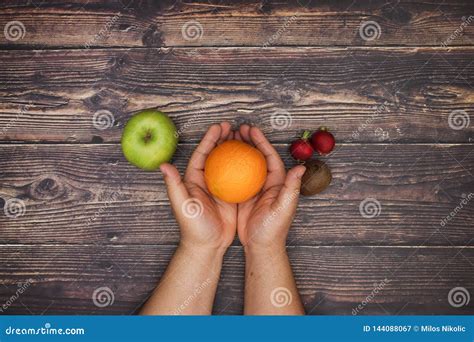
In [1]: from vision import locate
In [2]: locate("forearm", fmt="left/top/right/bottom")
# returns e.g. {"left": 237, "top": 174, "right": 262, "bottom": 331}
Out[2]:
{"left": 244, "top": 245, "right": 304, "bottom": 315}
{"left": 140, "top": 244, "right": 225, "bottom": 315}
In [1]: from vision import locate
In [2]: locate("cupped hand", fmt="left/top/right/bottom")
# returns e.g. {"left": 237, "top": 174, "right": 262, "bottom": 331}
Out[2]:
{"left": 160, "top": 122, "right": 237, "bottom": 252}
{"left": 235, "top": 125, "right": 306, "bottom": 250}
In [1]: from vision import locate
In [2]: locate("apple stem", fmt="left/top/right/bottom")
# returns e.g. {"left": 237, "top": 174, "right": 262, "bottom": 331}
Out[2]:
{"left": 319, "top": 126, "right": 328, "bottom": 131}
{"left": 143, "top": 130, "right": 153, "bottom": 143}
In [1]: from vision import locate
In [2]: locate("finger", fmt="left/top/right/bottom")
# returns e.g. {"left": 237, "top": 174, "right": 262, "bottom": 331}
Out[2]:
{"left": 160, "top": 163, "right": 190, "bottom": 213}
{"left": 250, "top": 127, "right": 285, "bottom": 181}
{"left": 274, "top": 165, "right": 306, "bottom": 212}
{"left": 186, "top": 124, "right": 221, "bottom": 175}
{"left": 239, "top": 124, "right": 251, "bottom": 144}
{"left": 235, "top": 131, "right": 242, "bottom": 141}
{"left": 226, "top": 130, "right": 235, "bottom": 140}
{"left": 217, "top": 121, "right": 232, "bottom": 145}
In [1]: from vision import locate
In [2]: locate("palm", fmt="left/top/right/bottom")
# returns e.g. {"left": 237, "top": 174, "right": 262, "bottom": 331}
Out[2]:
{"left": 236, "top": 184, "right": 277, "bottom": 245}
{"left": 235, "top": 125, "right": 292, "bottom": 247}
{"left": 162, "top": 123, "right": 302, "bottom": 250}
{"left": 184, "top": 180, "right": 236, "bottom": 248}
{"left": 161, "top": 122, "right": 237, "bottom": 250}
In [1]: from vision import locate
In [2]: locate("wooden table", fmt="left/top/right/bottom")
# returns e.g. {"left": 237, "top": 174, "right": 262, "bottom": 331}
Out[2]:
{"left": 0, "top": 0, "right": 473, "bottom": 315}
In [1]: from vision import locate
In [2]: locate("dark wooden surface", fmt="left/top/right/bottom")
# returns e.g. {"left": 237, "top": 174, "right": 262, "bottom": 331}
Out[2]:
{"left": 1, "top": 144, "right": 473, "bottom": 246}
{"left": 1, "top": 47, "right": 474, "bottom": 143}
{"left": 0, "top": 0, "right": 473, "bottom": 315}
{"left": 1, "top": 245, "right": 473, "bottom": 315}
{"left": 1, "top": 0, "right": 473, "bottom": 47}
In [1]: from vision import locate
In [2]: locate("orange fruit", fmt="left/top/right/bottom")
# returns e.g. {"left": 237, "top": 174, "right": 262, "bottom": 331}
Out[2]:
{"left": 204, "top": 140, "right": 267, "bottom": 203}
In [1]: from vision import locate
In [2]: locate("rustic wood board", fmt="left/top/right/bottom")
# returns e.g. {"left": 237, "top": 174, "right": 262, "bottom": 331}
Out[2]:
{"left": 1, "top": 0, "right": 473, "bottom": 316}
{"left": 0, "top": 143, "right": 472, "bottom": 246}
{"left": 1, "top": 0, "right": 473, "bottom": 47}
{"left": 0, "top": 245, "right": 472, "bottom": 315}
{"left": 0, "top": 48, "right": 473, "bottom": 143}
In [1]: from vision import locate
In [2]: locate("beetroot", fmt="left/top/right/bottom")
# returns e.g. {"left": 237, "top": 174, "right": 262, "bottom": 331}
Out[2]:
{"left": 311, "top": 127, "right": 335, "bottom": 155}
{"left": 290, "top": 131, "right": 313, "bottom": 161}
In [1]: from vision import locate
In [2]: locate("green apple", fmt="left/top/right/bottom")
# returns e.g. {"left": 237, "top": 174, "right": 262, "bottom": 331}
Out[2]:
{"left": 121, "top": 109, "right": 178, "bottom": 171}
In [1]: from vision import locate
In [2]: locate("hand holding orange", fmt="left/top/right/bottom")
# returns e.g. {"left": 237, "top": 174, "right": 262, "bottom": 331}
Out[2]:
{"left": 204, "top": 140, "right": 267, "bottom": 203}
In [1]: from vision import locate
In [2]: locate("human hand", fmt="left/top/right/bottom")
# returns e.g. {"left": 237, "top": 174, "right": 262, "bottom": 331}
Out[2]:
{"left": 151, "top": 123, "right": 305, "bottom": 316}
{"left": 160, "top": 122, "right": 236, "bottom": 253}
{"left": 235, "top": 125, "right": 306, "bottom": 251}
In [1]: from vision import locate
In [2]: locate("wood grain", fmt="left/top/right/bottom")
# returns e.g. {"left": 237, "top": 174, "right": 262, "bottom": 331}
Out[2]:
{"left": 1, "top": 0, "right": 473, "bottom": 317}
{"left": 1, "top": 143, "right": 472, "bottom": 246}
{"left": 0, "top": 0, "right": 473, "bottom": 47}
{"left": 0, "top": 47, "right": 473, "bottom": 143}
{"left": 0, "top": 245, "right": 472, "bottom": 315}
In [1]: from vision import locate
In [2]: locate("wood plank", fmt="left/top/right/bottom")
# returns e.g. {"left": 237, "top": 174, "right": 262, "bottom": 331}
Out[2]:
{"left": 0, "top": 245, "right": 472, "bottom": 315}
{"left": 1, "top": 143, "right": 472, "bottom": 246}
{"left": 0, "top": 0, "right": 473, "bottom": 47}
{"left": 1, "top": 47, "right": 473, "bottom": 143}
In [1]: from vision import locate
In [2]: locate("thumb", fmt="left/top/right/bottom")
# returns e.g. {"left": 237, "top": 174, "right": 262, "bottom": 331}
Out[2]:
{"left": 160, "top": 163, "right": 189, "bottom": 213}
{"left": 275, "top": 165, "right": 306, "bottom": 210}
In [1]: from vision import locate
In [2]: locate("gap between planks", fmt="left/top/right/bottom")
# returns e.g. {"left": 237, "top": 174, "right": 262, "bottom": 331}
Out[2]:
{"left": 1, "top": 244, "right": 473, "bottom": 249}
{"left": 0, "top": 142, "right": 472, "bottom": 146}
{"left": 2, "top": 45, "right": 474, "bottom": 50}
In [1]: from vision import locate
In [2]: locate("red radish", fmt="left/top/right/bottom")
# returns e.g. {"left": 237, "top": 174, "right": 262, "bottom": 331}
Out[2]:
{"left": 311, "top": 127, "right": 335, "bottom": 155}
{"left": 290, "top": 131, "right": 313, "bottom": 161}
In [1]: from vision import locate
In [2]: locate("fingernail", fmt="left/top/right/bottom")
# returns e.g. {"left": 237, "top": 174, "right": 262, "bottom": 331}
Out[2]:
{"left": 159, "top": 165, "right": 167, "bottom": 176}
{"left": 297, "top": 166, "right": 306, "bottom": 179}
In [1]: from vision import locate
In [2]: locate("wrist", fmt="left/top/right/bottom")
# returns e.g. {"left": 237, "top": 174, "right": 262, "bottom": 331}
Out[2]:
{"left": 178, "top": 242, "right": 227, "bottom": 260}
{"left": 244, "top": 243, "right": 287, "bottom": 258}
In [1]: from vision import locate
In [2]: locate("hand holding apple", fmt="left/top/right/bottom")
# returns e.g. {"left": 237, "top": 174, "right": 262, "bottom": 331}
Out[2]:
{"left": 121, "top": 114, "right": 304, "bottom": 251}
{"left": 139, "top": 122, "right": 305, "bottom": 316}
{"left": 160, "top": 122, "right": 237, "bottom": 252}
